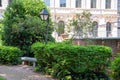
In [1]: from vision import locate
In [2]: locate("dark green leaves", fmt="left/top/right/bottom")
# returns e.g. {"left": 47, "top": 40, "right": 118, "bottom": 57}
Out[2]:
{"left": 32, "top": 42, "right": 112, "bottom": 79}
{"left": 2, "top": 0, "right": 54, "bottom": 56}
{"left": 0, "top": 46, "right": 22, "bottom": 64}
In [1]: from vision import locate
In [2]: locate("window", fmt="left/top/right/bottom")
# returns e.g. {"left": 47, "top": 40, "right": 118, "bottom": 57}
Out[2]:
{"left": 118, "top": 0, "right": 120, "bottom": 11}
{"left": 106, "top": 22, "right": 111, "bottom": 37}
{"left": 8, "top": 0, "right": 12, "bottom": 4}
{"left": 92, "top": 21, "right": 98, "bottom": 37}
{"left": 91, "top": 0, "right": 96, "bottom": 8}
{"left": 105, "top": 0, "right": 111, "bottom": 9}
{"left": 44, "top": 0, "right": 50, "bottom": 6}
{"left": 76, "top": 0, "right": 81, "bottom": 8}
{"left": 60, "top": 0, "right": 66, "bottom": 7}
{"left": 58, "top": 21, "right": 65, "bottom": 36}
{"left": 0, "top": 0, "right": 2, "bottom": 7}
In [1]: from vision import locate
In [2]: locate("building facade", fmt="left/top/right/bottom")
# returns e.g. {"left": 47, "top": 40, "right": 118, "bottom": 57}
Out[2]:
{"left": 43, "top": 0, "right": 118, "bottom": 41}
{"left": 0, "top": 0, "right": 119, "bottom": 41}
{"left": 117, "top": 0, "right": 120, "bottom": 37}
{"left": 0, "top": 0, "right": 9, "bottom": 18}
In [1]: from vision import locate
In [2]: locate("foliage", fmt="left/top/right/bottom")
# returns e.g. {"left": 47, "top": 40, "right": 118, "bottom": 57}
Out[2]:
{"left": 2, "top": 0, "right": 54, "bottom": 56}
{"left": 111, "top": 53, "right": 120, "bottom": 80}
{"left": 32, "top": 42, "right": 112, "bottom": 80}
{"left": 0, "top": 46, "right": 22, "bottom": 65}
{"left": 62, "top": 39, "right": 73, "bottom": 45}
{"left": 0, "top": 22, "right": 3, "bottom": 46}
{"left": 69, "top": 10, "right": 95, "bottom": 39}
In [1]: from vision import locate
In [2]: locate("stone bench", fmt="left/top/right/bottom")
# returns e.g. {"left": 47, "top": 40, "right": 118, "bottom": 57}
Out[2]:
{"left": 21, "top": 57, "right": 37, "bottom": 68}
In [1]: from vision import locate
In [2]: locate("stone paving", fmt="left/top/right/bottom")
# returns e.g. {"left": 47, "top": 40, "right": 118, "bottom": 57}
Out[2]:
{"left": 0, "top": 65, "right": 55, "bottom": 80}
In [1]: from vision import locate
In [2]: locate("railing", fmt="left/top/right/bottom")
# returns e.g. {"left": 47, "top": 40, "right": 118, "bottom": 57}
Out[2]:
{"left": 50, "top": 7, "right": 117, "bottom": 15}
{"left": 53, "top": 30, "right": 119, "bottom": 42}
{"left": 72, "top": 31, "right": 118, "bottom": 39}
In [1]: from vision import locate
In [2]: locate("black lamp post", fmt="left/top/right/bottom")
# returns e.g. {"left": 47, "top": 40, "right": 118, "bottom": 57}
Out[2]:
{"left": 40, "top": 8, "right": 49, "bottom": 44}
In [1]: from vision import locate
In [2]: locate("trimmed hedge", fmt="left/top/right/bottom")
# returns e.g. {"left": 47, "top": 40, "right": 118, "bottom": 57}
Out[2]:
{"left": 0, "top": 46, "right": 22, "bottom": 64}
{"left": 32, "top": 42, "right": 112, "bottom": 80}
{"left": 111, "top": 53, "right": 120, "bottom": 80}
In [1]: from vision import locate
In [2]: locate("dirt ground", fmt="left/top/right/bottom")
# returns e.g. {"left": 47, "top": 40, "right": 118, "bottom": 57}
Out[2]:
{"left": 0, "top": 65, "right": 55, "bottom": 80}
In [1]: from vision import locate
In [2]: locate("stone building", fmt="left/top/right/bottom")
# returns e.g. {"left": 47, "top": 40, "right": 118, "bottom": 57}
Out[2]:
{"left": 0, "top": 0, "right": 9, "bottom": 18}
{"left": 43, "top": 0, "right": 119, "bottom": 41}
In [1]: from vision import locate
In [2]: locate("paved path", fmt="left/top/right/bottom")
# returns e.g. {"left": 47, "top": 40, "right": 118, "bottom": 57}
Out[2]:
{"left": 0, "top": 65, "right": 55, "bottom": 80}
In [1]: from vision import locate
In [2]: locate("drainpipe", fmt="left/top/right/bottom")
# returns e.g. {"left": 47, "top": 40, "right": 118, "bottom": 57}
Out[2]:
{"left": 117, "top": 0, "right": 120, "bottom": 37}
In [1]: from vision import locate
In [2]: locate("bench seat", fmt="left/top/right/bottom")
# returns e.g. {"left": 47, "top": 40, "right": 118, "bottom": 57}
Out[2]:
{"left": 21, "top": 57, "right": 37, "bottom": 68}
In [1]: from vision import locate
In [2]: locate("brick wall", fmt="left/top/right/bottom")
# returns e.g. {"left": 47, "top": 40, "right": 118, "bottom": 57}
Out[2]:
{"left": 73, "top": 38, "right": 120, "bottom": 54}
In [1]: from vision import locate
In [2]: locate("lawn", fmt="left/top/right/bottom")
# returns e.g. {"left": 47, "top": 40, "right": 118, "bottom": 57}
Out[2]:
{"left": 0, "top": 77, "right": 5, "bottom": 80}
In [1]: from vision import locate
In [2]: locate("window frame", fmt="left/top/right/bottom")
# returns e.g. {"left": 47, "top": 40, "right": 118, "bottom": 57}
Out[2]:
{"left": 106, "top": 22, "right": 112, "bottom": 37}
{"left": 60, "top": 0, "right": 66, "bottom": 7}
{"left": 91, "top": 0, "right": 96, "bottom": 8}
{"left": 0, "top": 0, "right": 2, "bottom": 7}
{"left": 76, "top": 0, "right": 82, "bottom": 8}
{"left": 92, "top": 21, "right": 98, "bottom": 37}
{"left": 58, "top": 21, "right": 65, "bottom": 36}
{"left": 105, "top": 0, "right": 111, "bottom": 9}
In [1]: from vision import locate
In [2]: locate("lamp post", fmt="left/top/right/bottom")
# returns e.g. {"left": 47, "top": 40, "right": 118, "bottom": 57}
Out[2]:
{"left": 40, "top": 8, "right": 49, "bottom": 44}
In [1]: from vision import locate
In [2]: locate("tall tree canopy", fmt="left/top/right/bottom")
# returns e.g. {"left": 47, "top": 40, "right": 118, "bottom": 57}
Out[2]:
{"left": 2, "top": 0, "right": 54, "bottom": 56}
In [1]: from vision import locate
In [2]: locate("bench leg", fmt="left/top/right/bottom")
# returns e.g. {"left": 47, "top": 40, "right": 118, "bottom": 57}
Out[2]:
{"left": 22, "top": 60, "right": 36, "bottom": 68}
{"left": 22, "top": 61, "right": 28, "bottom": 65}
{"left": 33, "top": 62, "right": 36, "bottom": 68}
{"left": 22, "top": 61, "right": 24, "bottom": 65}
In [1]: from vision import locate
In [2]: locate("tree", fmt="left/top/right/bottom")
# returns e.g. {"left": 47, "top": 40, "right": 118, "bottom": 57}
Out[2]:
{"left": 2, "top": 0, "right": 54, "bottom": 56}
{"left": 69, "top": 10, "right": 95, "bottom": 39}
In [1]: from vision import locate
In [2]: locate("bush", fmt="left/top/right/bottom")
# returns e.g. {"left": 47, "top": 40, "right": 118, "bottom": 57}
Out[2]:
{"left": 111, "top": 53, "right": 120, "bottom": 80}
{"left": 32, "top": 42, "right": 112, "bottom": 80}
{"left": 0, "top": 46, "right": 22, "bottom": 64}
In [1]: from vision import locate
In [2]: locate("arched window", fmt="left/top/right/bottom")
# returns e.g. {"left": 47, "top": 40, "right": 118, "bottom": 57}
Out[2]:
{"left": 76, "top": 0, "right": 82, "bottom": 8}
{"left": 92, "top": 21, "right": 98, "bottom": 37}
{"left": 106, "top": 22, "right": 111, "bottom": 37}
{"left": 91, "top": 0, "right": 96, "bottom": 8}
{"left": 58, "top": 21, "right": 65, "bottom": 36}
{"left": 105, "top": 0, "right": 111, "bottom": 9}
{"left": 0, "top": 0, "right": 2, "bottom": 6}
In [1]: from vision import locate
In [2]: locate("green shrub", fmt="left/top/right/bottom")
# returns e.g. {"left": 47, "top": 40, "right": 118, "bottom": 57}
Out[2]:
{"left": 32, "top": 42, "right": 112, "bottom": 80}
{"left": 111, "top": 53, "right": 120, "bottom": 80}
{"left": 0, "top": 46, "right": 22, "bottom": 64}
{"left": 2, "top": 0, "right": 54, "bottom": 56}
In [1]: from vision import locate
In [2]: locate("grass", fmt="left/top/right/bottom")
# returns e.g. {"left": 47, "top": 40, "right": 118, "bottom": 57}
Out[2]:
{"left": 0, "top": 77, "right": 6, "bottom": 80}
